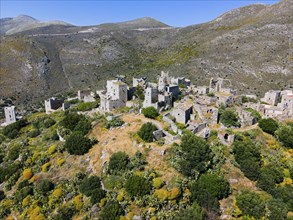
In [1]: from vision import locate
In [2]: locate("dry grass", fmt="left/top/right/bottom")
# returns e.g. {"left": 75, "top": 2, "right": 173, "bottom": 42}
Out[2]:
{"left": 88, "top": 113, "right": 180, "bottom": 182}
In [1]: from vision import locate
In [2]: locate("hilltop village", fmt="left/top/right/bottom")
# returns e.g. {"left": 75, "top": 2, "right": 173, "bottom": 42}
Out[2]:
{"left": 0, "top": 71, "right": 293, "bottom": 220}
{"left": 3, "top": 71, "right": 292, "bottom": 144}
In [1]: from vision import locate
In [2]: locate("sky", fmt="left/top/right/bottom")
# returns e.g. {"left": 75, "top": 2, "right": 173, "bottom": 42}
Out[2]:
{"left": 1, "top": 0, "right": 280, "bottom": 27}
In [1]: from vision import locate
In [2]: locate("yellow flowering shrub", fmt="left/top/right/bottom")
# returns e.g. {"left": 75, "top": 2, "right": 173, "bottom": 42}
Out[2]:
{"left": 152, "top": 177, "right": 163, "bottom": 189}
{"left": 42, "top": 162, "right": 51, "bottom": 172}
{"left": 57, "top": 158, "right": 65, "bottom": 166}
{"left": 48, "top": 145, "right": 57, "bottom": 155}
{"left": 52, "top": 188, "right": 62, "bottom": 198}
{"left": 99, "top": 198, "right": 107, "bottom": 207}
{"left": 23, "top": 168, "right": 33, "bottom": 180}
{"left": 22, "top": 195, "right": 31, "bottom": 206}
{"left": 74, "top": 194, "right": 83, "bottom": 210}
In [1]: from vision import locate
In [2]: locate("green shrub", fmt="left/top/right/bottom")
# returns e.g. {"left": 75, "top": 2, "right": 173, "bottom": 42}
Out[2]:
{"left": 236, "top": 190, "right": 266, "bottom": 219}
{"left": 55, "top": 205, "right": 77, "bottom": 220}
{"left": 125, "top": 175, "right": 151, "bottom": 197}
{"left": 258, "top": 118, "right": 279, "bottom": 135}
{"left": 64, "top": 132, "right": 93, "bottom": 155}
{"left": 137, "top": 122, "right": 157, "bottom": 142}
{"left": 142, "top": 107, "right": 159, "bottom": 119}
{"left": 36, "top": 179, "right": 55, "bottom": 195}
{"left": 79, "top": 176, "right": 102, "bottom": 196}
{"left": 7, "top": 145, "right": 20, "bottom": 161}
{"left": 76, "top": 101, "right": 99, "bottom": 111}
{"left": 257, "top": 164, "right": 283, "bottom": 194}
{"left": 99, "top": 201, "right": 124, "bottom": 220}
{"left": 3, "top": 118, "right": 28, "bottom": 139}
{"left": 28, "top": 128, "right": 40, "bottom": 138}
{"left": 219, "top": 108, "right": 240, "bottom": 127}
{"left": 60, "top": 112, "right": 91, "bottom": 135}
{"left": 0, "top": 162, "right": 21, "bottom": 183}
{"left": 275, "top": 125, "right": 293, "bottom": 148}
{"left": 15, "top": 186, "right": 33, "bottom": 203}
{"left": 191, "top": 174, "right": 230, "bottom": 211}
{"left": 233, "top": 138, "right": 261, "bottom": 181}
{"left": 105, "top": 117, "right": 124, "bottom": 129}
{"left": 90, "top": 188, "right": 106, "bottom": 204}
{"left": 174, "top": 133, "right": 212, "bottom": 177}
{"left": 33, "top": 117, "right": 56, "bottom": 129}
{"left": 267, "top": 199, "right": 288, "bottom": 220}
{"left": 174, "top": 203, "right": 206, "bottom": 220}
{"left": 108, "top": 151, "right": 129, "bottom": 174}
{"left": 128, "top": 151, "right": 147, "bottom": 171}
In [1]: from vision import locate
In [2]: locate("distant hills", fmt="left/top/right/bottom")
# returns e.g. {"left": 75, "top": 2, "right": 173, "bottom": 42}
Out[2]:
{"left": 0, "top": 15, "right": 72, "bottom": 35}
{"left": 0, "top": 0, "right": 292, "bottom": 105}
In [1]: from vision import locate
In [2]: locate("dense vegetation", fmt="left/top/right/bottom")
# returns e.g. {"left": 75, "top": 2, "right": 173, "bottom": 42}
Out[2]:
{"left": 0, "top": 105, "right": 292, "bottom": 219}
{"left": 258, "top": 117, "right": 279, "bottom": 135}
{"left": 172, "top": 133, "right": 212, "bottom": 177}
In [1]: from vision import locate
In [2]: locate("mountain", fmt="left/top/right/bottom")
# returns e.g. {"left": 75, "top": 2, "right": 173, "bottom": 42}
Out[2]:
{"left": 0, "top": 0, "right": 292, "bottom": 106}
{"left": 0, "top": 15, "right": 72, "bottom": 35}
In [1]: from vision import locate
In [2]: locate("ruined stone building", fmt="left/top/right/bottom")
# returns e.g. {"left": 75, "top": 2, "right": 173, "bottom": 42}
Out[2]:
{"left": 209, "top": 78, "right": 235, "bottom": 94}
{"left": 4, "top": 106, "right": 16, "bottom": 125}
{"left": 78, "top": 90, "right": 96, "bottom": 103}
{"left": 194, "top": 86, "right": 210, "bottom": 95}
{"left": 236, "top": 108, "right": 257, "bottom": 127}
{"left": 142, "top": 71, "right": 186, "bottom": 111}
{"left": 133, "top": 77, "right": 148, "bottom": 88}
{"left": 261, "top": 90, "right": 281, "bottom": 106}
{"left": 171, "top": 101, "right": 193, "bottom": 124}
{"left": 100, "top": 78, "right": 128, "bottom": 112}
{"left": 45, "top": 97, "right": 66, "bottom": 114}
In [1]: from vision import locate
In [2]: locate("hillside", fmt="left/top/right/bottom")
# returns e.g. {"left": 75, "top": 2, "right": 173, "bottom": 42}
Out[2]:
{"left": 0, "top": 106, "right": 292, "bottom": 219}
{"left": 0, "top": 0, "right": 292, "bottom": 106}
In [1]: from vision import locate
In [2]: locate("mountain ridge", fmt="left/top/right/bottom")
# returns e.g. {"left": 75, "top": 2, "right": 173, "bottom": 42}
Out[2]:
{"left": 0, "top": 0, "right": 292, "bottom": 106}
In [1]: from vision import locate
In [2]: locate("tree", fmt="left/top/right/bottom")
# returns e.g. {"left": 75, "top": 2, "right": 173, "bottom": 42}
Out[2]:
{"left": 258, "top": 118, "right": 279, "bottom": 135}
{"left": 275, "top": 125, "right": 293, "bottom": 148}
{"left": 90, "top": 188, "right": 106, "bottom": 204}
{"left": 108, "top": 151, "right": 130, "bottom": 174}
{"left": 137, "top": 122, "right": 157, "bottom": 142}
{"left": 79, "top": 176, "right": 102, "bottom": 196}
{"left": 125, "top": 175, "right": 151, "bottom": 197}
{"left": 55, "top": 205, "right": 76, "bottom": 220}
{"left": 142, "top": 107, "right": 159, "bottom": 119}
{"left": 257, "top": 164, "right": 283, "bottom": 194}
{"left": 236, "top": 190, "right": 266, "bottom": 219}
{"left": 60, "top": 112, "right": 91, "bottom": 135}
{"left": 233, "top": 138, "right": 261, "bottom": 181}
{"left": 36, "top": 179, "right": 54, "bottom": 195}
{"left": 64, "top": 132, "right": 92, "bottom": 155}
{"left": 99, "top": 201, "right": 124, "bottom": 220}
{"left": 79, "top": 175, "right": 106, "bottom": 204}
{"left": 219, "top": 109, "right": 240, "bottom": 127}
{"left": 3, "top": 118, "right": 28, "bottom": 139}
{"left": 191, "top": 174, "right": 230, "bottom": 211}
{"left": 176, "top": 133, "right": 212, "bottom": 177}
{"left": 174, "top": 203, "right": 206, "bottom": 220}
{"left": 267, "top": 199, "right": 288, "bottom": 220}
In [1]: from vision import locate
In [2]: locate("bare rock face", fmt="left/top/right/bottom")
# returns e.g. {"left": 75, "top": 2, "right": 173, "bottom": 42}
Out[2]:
{"left": 0, "top": 0, "right": 292, "bottom": 105}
